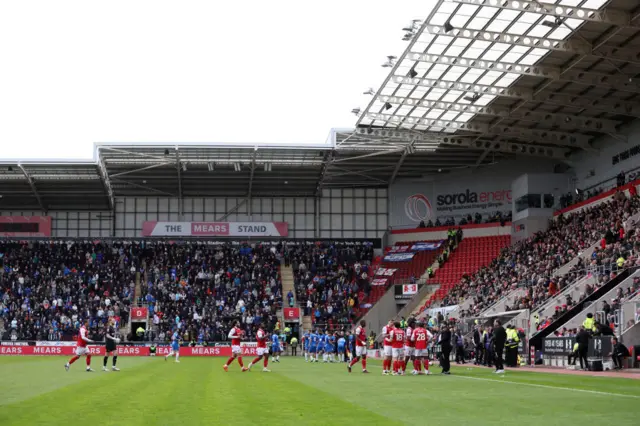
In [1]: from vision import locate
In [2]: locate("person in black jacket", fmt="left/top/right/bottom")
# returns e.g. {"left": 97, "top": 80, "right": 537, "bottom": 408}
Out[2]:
{"left": 609, "top": 337, "right": 629, "bottom": 370}
{"left": 473, "top": 326, "right": 483, "bottom": 365}
{"left": 438, "top": 325, "right": 452, "bottom": 375}
{"left": 575, "top": 326, "right": 590, "bottom": 370}
{"left": 492, "top": 320, "right": 507, "bottom": 374}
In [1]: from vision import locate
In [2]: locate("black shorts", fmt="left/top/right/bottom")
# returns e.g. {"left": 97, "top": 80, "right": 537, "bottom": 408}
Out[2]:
{"left": 106, "top": 343, "right": 117, "bottom": 352}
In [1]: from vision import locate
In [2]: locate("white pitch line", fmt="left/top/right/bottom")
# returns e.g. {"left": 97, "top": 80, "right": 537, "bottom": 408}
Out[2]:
{"left": 452, "top": 374, "right": 640, "bottom": 399}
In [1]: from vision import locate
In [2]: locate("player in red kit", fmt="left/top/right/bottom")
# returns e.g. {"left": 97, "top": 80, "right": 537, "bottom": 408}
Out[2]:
{"left": 412, "top": 320, "right": 433, "bottom": 375}
{"left": 403, "top": 318, "right": 415, "bottom": 374}
{"left": 347, "top": 320, "right": 369, "bottom": 373}
{"left": 381, "top": 320, "right": 394, "bottom": 375}
{"left": 65, "top": 320, "right": 95, "bottom": 372}
{"left": 223, "top": 321, "right": 244, "bottom": 372}
{"left": 389, "top": 321, "right": 405, "bottom": 375}
{"left": 244, "top": 322, "right": 270, "bottom": 372}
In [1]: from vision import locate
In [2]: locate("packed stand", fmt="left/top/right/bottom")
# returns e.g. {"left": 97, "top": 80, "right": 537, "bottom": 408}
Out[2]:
{"left": 140, "top": 242, "right": 282, "bottom": 344}
{"left": 443, "top": 193, "right": 640, "bottom": 319}
{"left": 287, "top": 243, "right": 373, "bottom": 331}
{"left": 0, "top": 241, "right": 136, "bottom": 341}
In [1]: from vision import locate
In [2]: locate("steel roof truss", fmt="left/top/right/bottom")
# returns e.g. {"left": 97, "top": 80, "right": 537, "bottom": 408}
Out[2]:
{"left": 446, "top": 0, "right": 640, "bottom": 29}
{"left": 424, "top": 25, "right": 640, "bottom": 66}
{"left": 407, "top": 53, "right": 640, "bottom": 94}
{"left": 17, "top": 164, "right": 46, "bottom": 212}
{"left": 375, "top": 97, "right": 620, "bottom": 132}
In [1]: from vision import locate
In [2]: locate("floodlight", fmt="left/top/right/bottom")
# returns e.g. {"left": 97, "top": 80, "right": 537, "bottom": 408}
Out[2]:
{"left": 444, "top": 21, "right": 454, "bottom": 33}
{"left": 384, "top": 102, "right": 393, "bottom": 111}
{"left": 409, "top": 69, "right": 418, "bottom": 78}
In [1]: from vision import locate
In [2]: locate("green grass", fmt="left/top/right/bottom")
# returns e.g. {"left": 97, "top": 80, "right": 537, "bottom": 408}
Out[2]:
{"left": 0, "top": 356, "right": 639, "bottom": 425}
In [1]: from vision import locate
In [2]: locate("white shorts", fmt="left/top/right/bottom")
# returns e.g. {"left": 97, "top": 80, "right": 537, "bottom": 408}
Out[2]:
{"left": 231, "top": 345, "right": 242, "bottom": 355}
{"left": 383, "top": 345, "right": 392, "bottom": 357}
{"left": 414, "top": 349, "right": 428, "bottom": 357}
{"left": 75, "top": 346, "right": 90, "bottom": 356}
{"left": 355, "top": 346, "right": 367, "bottom": 357}
{"left": 392, "top": 347, "right": 404, "bottom": 358}
{"left": 257, "top": 347, "right": 269, "bottom": 356}
{"left": 404, "top": 346, "right": 414, "bottom": 357}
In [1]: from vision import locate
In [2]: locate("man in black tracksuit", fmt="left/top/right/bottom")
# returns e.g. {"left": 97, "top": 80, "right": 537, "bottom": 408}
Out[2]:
{"left": 492, "top": 320, "right": 507, "bottom": 373}
{"left": 473, "top": 326, "right": 483, "bottom": 365}
{"left": 438, "top": 325, "right": 452, "bottom": 375}
{"left": 576, "top": 326, "right": 590, "bottom": 370}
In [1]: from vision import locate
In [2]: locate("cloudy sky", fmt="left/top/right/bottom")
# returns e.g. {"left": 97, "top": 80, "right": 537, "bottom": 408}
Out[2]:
{"left": 0, "top": 0, "right": 430, "bottom": 160}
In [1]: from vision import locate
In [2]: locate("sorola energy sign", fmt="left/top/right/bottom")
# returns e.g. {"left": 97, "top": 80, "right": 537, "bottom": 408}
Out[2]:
{"left": 435, "top": 189, "right": 512, "bottom": 213}
{"left": 142, "top": 221, "right": 289, "bottom": 237}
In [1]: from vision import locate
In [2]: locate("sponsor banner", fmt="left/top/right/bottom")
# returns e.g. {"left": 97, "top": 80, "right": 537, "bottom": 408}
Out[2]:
{"left": 131, "top": 307, "right": 149, "bottom": 320}
{"left": 383, "top": 253, "right": 415, "bottom": 262}
{"left": 395, "top": 284, "right": 422, "bottom": 299}
{"left": 375, "top": 268, "right": 397, "bottom": 277}
{"left": 0, "top": 216, "right": 52, "bottom": 237}
{"left": 142, "top": 221, "right": 289, "bottom": 237}
{"left": 0, "top": 343, "right": 259, "bottom": 357}
{"left": 411, "top": 241, "right": 443, "bottom": 251}
{"left": 403, "top": 284, "right": 418, "bottom": 295}
{"left": 541, "top": 337, "right": 613, "bottom": 357}
{"left": 283, "top": 308, "right": 300, "bottom": 320}
{"left": 371, "top": 278, "right": 388, "bottom": 286}
{"left": 388, "top": 245, "right": 411, "bottom": 253}
{"left": 359, "top": 303, "right": 373, "bottom": 309}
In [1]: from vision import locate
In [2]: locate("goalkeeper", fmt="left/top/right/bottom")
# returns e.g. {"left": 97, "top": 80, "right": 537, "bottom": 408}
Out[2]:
{"left": 103, "top": 318, "right": 121, "bottom": 372}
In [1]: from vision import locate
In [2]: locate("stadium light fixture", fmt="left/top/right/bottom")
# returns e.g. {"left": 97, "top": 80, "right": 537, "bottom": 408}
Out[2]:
{"left": 233, "top": 162, "right": 241, "bottom": 172}
{"left": 182, "top": 162, "right": 187, "bottom": 172}
{"left": 443, "top": 20, "right": 454, "bottom": 33}
{"left": 207, "top": 162, "right": 214, "bottom": 172}
{"left": 263, "top": 163, "right": 272, "bottom": 172}
{"left": 382, "top": 56, "right": 396, "bottom": 68}
{"left": 463, "top": 94, "right": 481, "bottom": 103}
{"left": 384, "top": 102, "right": 393, "bottom": 111}
{"left": 363, "top": 88, "right": 375, "bottom": 95}
{"left": 164, "top": 149, "right": 170, "bottom": 156}
{"left": 402, "top": 33, "right": 413, "bottom": 41}
{"left": 408, "top": 69, "right": 418, "bottom": 78}
{"left": 351, "top": 108, "right": 361, "bottom": 116}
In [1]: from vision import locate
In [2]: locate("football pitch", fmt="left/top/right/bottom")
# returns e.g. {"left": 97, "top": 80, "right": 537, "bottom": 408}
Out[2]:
{"left": 1, "top": 356, "right": 639, "bottom": 425}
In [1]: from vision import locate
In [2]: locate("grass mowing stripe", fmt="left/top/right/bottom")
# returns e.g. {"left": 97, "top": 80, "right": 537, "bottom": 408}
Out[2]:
{"left": 452, "top": 373, "right": 640, "bottom": 399}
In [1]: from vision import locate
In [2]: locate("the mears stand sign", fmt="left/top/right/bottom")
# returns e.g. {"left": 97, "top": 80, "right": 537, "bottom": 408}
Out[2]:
{"left": 142, "top": 221, "right": 288, "bottom": 237}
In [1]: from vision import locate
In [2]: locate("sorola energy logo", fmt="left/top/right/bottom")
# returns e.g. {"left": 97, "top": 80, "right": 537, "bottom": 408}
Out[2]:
{"left": 404, "top": 194, "right": 433, "bottom": 222}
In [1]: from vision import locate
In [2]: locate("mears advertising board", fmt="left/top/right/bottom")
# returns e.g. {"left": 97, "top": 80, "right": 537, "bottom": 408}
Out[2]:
{"left": 0, "top": 343, "right": 259, "bottom": 357}
{"left": 142, "top": 221, "right": 288, "bottom": 237}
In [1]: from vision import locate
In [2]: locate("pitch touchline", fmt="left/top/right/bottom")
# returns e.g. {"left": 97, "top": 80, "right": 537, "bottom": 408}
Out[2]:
{"left": 452, "top": 374, "right": 640, "bottom": 399}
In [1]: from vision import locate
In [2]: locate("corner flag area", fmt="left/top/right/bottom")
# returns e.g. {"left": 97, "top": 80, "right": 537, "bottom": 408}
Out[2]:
{"left": 1, "top": 357, "right": 638, "bottom": 425}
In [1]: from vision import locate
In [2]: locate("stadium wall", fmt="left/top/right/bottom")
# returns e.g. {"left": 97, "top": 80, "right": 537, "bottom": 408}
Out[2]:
{"left": 388, "top": 158, "right": 557, "bottom": 228}
{"left": 2, "top": 188, "right": 388, "bottom": 238}
{"left": 571, "top": 120, "right": 640, "bottom": 191}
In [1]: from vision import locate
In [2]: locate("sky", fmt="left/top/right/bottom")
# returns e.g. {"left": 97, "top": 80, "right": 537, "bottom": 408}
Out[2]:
{"left": 0, "top": 0, "right": 431, "bottom": 160}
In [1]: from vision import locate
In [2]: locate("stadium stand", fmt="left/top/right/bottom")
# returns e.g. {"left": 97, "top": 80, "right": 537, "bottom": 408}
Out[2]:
{"left": 289, "top": 242, "right": 373, "bottom": 331}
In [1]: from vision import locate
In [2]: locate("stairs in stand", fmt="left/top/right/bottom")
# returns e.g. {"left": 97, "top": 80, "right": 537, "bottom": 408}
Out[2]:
{"left": 280, "top": 266, "right": 297, "bottom": 320}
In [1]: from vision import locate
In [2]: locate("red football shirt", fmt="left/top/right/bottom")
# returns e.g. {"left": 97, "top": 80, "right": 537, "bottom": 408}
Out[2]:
{"left": 355, "top": 326, "right": 366, "bottom": 347}
{"left": 391, "top": 328, "right": 405, "bottom": 349}
{"left": 413, "top": 327, "right": 428, "bottom": 350}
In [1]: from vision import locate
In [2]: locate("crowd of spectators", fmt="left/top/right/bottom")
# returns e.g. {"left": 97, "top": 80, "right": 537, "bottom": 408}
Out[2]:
{"left": 288, "top": 243, "right": 373, "bottom": 331}
{"left": 140, "top": 242, "right": 283, "bottom": 344}
{"left": 444, "top": 192, "right": 640, "bottom": 320}
{"left": 1, "top": 241, "right": 136, "bottom": 341}
{"left": 418, "top": 211, "right": 512, "bottom": 229}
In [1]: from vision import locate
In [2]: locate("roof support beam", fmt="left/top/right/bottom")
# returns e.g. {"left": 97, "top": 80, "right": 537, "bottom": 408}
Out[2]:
{"left": 389, "top": 76, "right": 640, "bottom": 117}
{"left": 175, "top": 149, "right": 183, "bottom": 217}
{"left": 109, "top": 162, "right": 174, "bottom": 179}
{"left": 96, "top": 154, "right": 115, "bottom": 211}
{"left": 389, "top": 139, "right": 416, "bottom": 184}
{"left": 368, "top": 113, "right": 593, "bottom": 148}
{"left": 247, "top": 149, "right": 257, "bottom": 216}
{"left": 406, "top": 53, "right": 640, "bottom": 94}
{"left": 447, "top": 0, "right": 640, "bottom": 29}
{"left": 217, "top": 199, "right": 246, "bottom": 221}
{"left": 326, "top": 166, "right": 390, "bottom": 185}
{"left": 316, "top": 150, "right": 334, "bottom": 197}
{"left": 110, "top": 179, "right": 177, "bottom": 197}
{"left": 423, "top": 24, "right": 640, "bottom": 65}
{"left": 17, "top": 164, "right": 46, "bottom": 213}
{"left": 375, "top": 96, "right": 621, "bottom": 132}
{"left": 330, "top": 148, "right": 407, "bottom": 164}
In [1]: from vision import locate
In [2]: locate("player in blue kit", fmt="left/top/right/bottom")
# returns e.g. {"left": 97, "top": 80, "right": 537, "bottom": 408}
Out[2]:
{"left": 323, "top": 331, "right": 335, "bottom": 363}
{"left": 303, "top": 330, "right": 311, "bottom": 362}
{"left": 347, "top": 332, "right": 356, "bottom": 363}
{"left": 165, "top": 330, "right": 181, "bottom": 363}
{"left": 271, "top": 332, "right": 282, "bottom": 363}
{"left": 308, "top": 330, "right": 318, "bottom": 363}
{"left": 337, "top": 334, "right": 346, "bottom": 362}
{"left": 316, "top": 330, "right": 326, "bottom": 363}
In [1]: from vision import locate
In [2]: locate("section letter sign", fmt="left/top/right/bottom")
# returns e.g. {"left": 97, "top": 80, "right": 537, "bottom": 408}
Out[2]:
{"left": 142, "top": 221, "right": 289, "bottom": 237}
